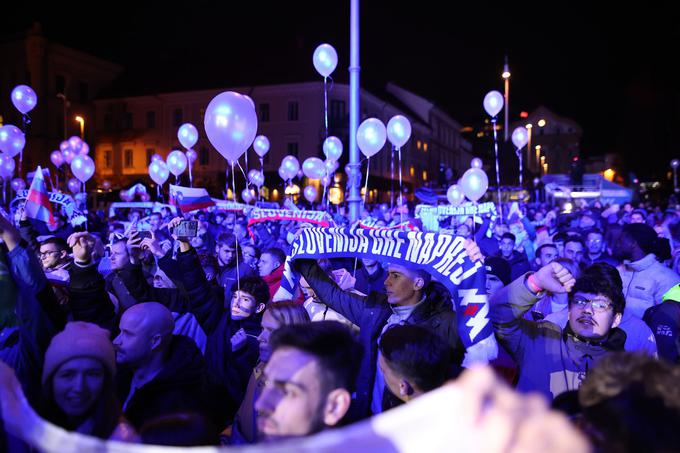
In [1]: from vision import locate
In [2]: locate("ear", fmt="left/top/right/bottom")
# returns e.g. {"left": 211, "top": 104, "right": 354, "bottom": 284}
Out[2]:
{"left": 611, "top": 312, "right": 623, "bottom": 329}
{"left": 59, "top": 250, "right": 68, "bottom": 259}
{"left": 399, "top": 379, "right": 415, "bottom": 398}
{"left": 150, "top": 333, "right": 163, "bottom": 351}
{"left": 255, "top": 303, "right": 266, "bottom": 314}
{"left": 323, "top": 388, "right": 352, "bottom": 427}
{"left": 413, "top": 278, "right": 425, "bottom": 291}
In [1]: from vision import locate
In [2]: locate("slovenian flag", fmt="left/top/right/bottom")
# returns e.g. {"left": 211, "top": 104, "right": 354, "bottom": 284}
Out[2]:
{"left": 169, "top": 184, "right": 215, "bottom": 213}
{"left": 25, "top": 165, "right": 56, "bottom": 226}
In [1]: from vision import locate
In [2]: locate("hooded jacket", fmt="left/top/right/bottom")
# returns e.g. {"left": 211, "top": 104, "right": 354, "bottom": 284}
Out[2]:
{"left": 491, "top": 275, "right": 626, "bottom": 401}
{"left": 618, "top": 254, "right": 680, "bottom": 319}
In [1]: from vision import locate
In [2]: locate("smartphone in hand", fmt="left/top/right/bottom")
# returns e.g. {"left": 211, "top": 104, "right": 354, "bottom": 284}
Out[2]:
{"left": 174, "top": 220, "right": 198, "bottom": 239}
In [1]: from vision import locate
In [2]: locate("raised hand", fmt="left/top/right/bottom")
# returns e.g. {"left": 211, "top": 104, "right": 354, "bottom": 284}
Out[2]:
{"left": 67, "top": 232, "right": 96, "bottom": 264}
{"left": 140, "top": 232, "right": 165, "bottom": 258}
{"left": 463, "top": 239, "right": 484, "bottom": 263}
{"left": 532, "top": 261, "right": 575, "bottom": 294}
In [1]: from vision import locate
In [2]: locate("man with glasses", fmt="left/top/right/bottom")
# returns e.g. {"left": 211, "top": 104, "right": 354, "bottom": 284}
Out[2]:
{"left": 38, "top": 237, "right": 71, "bottom": 282}
{"left": 583, "top": 228, "right": 618, "bottom": 267}
{"left": 490, "top": 261, "right": 626, "bottom": 401}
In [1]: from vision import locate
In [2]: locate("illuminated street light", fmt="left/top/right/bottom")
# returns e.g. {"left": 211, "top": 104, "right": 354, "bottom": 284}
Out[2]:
{"left": 502, "top": 56, "right": 510, "bottom": 141}
{"left": 75, "top": 115, "right": 85, "bottom": 139}
{"left": 537, "top": 119, "right": 546, "bottom": 128}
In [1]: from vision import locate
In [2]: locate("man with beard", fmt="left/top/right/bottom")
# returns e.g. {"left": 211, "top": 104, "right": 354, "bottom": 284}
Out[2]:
{"left": 490, "top": 261, "right": 627, "bottom": 401}
{"left": 254, "top": 321, "right": 362, "bottom": 441}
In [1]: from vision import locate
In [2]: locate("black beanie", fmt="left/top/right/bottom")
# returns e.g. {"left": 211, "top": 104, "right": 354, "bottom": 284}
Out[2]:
{"left": 485, "top": 256, "right": 512, "bottom": 286}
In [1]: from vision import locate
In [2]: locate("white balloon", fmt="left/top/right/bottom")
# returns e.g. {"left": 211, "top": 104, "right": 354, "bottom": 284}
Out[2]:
{"left": 357, "top": 118, "right": 387, "bottom": 158}
{"left": 511, "top": 126, "right": 529, "bottom": 149}
{"left": 446, "top": 184, "right": 465, "bottom": 206}
{"left": 302, "top": 157, "right": 326, "bottom": 180}
{"left": 387, "top": 115, "right": 412, "bottom": 148}
{"left": 312, "top": 43, "right": 338, "bottom": 78}
{"left": 323, "top": 136, "right": 343, "bottom": 161}
{"left": 253, "top": 135, "right": 270, "bottom": 157}
{"left": 471, "top": 158, "right": 483, "bottom": 169}
{"left": 303, "top": 185, "right": 318, "bottom": 203}
{"left": 483, "top": 90, "right": 504, "bottom": 117}
{"left": 167, "top": 150, "right": 188, "bottom": 176}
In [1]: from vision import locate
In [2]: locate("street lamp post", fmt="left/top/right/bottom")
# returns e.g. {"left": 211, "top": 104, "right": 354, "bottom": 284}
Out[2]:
{"left": 502, "top": 56, "right": 511, "bottom": 142}
{"left": 525, "top": 123, "right": 532, "bottom": 169}
{"left": 75, "top": 115, "right": 85, "bottom": 139}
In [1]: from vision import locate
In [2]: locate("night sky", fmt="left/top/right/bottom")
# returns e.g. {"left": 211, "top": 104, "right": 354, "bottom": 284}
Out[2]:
{"left": 3, "top": 2, "right": 678, "bottom": 180}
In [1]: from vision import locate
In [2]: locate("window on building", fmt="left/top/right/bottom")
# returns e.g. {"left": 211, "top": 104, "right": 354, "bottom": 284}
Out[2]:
{"left": 416, "top": 140, "right": 422, "bottom": 150}
{"left": 146, "top": 149, "right": 154, "bottom": 165}
{"left": 78, "top": 81, "right": 89, "bottom": 103}
{"left": 124, "top": 112, "right": 133, "bottom": 130}
{"left": 287, "top": 142, "right": 299, "bottom": 157}
{"left": 200, "top": 147, "right": 210, "bottom": 166}
{"left": 104, "top": 150, "right": 112, "bottom": 169}
{"left": 173, "top": 108, "right": 183, "bottom": 127}
{"left": 146, "top": 111, "right": 156, "bottom": 129}
{"left": 259, "top": 103, "right": 270, "bottom": 122}
{"left": 124, "top": 149, "right": 134, "bottom": 168}
{"left": 423, "top": 142, "right": 428, "bottom": 152}
{"left": 330, "top": 100, "right": 345, "bottom": 119}
{"left": 287, "top": 101, "right": 299, "bottom": 121}
{"left": 55, "top": 75, "right": 66, "bottom": 94}
{"left": 423, "top": 170, "right": 428, "bottom": 181}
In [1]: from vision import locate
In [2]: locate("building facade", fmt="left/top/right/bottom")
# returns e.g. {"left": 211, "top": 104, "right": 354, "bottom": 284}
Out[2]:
{"left": 93, "top": 82, "right": 471, "bottom": 203}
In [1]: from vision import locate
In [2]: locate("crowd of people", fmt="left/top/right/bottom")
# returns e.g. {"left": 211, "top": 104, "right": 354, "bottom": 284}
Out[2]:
{"left": 1, "top": 192, "right": 680, "bottom": 452}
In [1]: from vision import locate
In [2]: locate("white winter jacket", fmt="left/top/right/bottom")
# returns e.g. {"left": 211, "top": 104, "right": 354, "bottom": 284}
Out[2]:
{"left": 618, "top": 254, "right": 680, "bottom": 319}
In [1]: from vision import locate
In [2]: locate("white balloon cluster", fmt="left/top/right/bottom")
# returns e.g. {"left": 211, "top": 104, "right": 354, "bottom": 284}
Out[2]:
{"left": 447, "top": 158, "right": 489, "bottom": 205}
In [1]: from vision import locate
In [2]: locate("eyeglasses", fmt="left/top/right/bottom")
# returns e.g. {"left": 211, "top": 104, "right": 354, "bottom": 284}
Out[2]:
{"left": 38, "top": 250, "right": 61, "bottom": 258}
{"left": 572, "top": 296, "right": 612, "bottom": 312}
{"left": 587, "top": 239, "right": 603, "bottom": 244}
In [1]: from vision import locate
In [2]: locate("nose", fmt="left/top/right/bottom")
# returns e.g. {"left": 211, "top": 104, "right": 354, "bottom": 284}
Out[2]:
{"left": 255, "top": 386, "right": 277, "bottom": 414}
{"left": 73, "top": 373, "right": 86, "bottom": 392}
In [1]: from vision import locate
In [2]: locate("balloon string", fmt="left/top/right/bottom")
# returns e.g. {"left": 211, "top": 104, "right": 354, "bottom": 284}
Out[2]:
{"left": 188, "top": 154, "right": 193, "bottom": 188}
{"left": 491, "top": 117, "right": 503, "bottom": 224}
{"left": 516, "top": 147, "right": 523, "bottom": 187}
{"left": 324, "top": 77, "right": 329, "bottom": 139}
{"left": 231, "top": 160, "right": 241, "bottom": 297}
{"left": 398, "top": 147, "right": 404, "bottom": 224}
{"left": 390, "top": 146, "right": 395, "bottom": 211}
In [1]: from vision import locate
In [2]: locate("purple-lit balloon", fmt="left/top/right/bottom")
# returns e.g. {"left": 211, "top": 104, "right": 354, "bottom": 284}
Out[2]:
{"left": 325, "top": 159, "right": 339, "bottom": 175}
{"left": 68, "top": 178, "right": 81, "bottom": 194}
{"left": 387, "top": 115, "right": 412, "bottom": 148}
{"left": 71, "top": 154, "right": 95, "bottom": 183}
{"left": 241, "top": 188, "right": 255, "bottom": 203}
{"left": 323, "top": 136, "right": 343, "bottom": 161}
{"left": 50, "top": 150, "right": 64, "bottom": 167}
{"left": 186, "top": 149, "right": 197, "bottom": 163}
{"left": 204, "top": 91, "right": 258, "bottom": 164}
{"left": 151, "top": 153, "right": 163, "bottom": 163}
{"left": 302, "top": 157, "right": 326, "bottom": 180}
{"left": 312, "top": 44, "right": 338, "bottom": 78}
{"left": 446, "top": 184, "right": 465, "bottom": 206}
{"left": 0, "top": 125, "right": 26, "bottom": 157}
{"left": 483, "top": 91, "right": 504, "bottom": 117}
{"left": 280, "top": 156, "right": 300, "bottom": 180}
{"left": 511, "top": 126, "right": 529, "bottom": 149}
{"left": 471, "top": 157, "right": 483, "bottom": 169}
{"left": 303, "top": 185, "right": 318, "bottom": 203}
{"left": 148, "top": 160, "right": 170, "bottom": 185}
{"left": 178, "top": 123, "right": 199, "bottom": 149}
{"left": 79, "top": 142, "right": 90, "bottom": 155}
{"left": 357, "top": 118, "right": 387, "bottom": 158}
{"left": 460, "top": 167, "right": 489, "bottom": 202}
{"left": 167, "top": 150, "right": 188, "bottom": 176}
{"left": 0, "top": 154, "right": 16, "bottom": 179}
{"left": 102, "top": 180, "right": 111, "bottom": 190}
{"left": 10, "top": 178, "right": 26, "bottom": 192}
{"left": 253, "top": 135, "right": 270, "bottom": 158}
{"left": 248, "top": 169, "right": 265, "bottom": 187}
{"left": 10, "top": 85, "right": 37, "bottom": 114}
{"left": 68, "top": 136, "right": 84, "bottom": 154}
